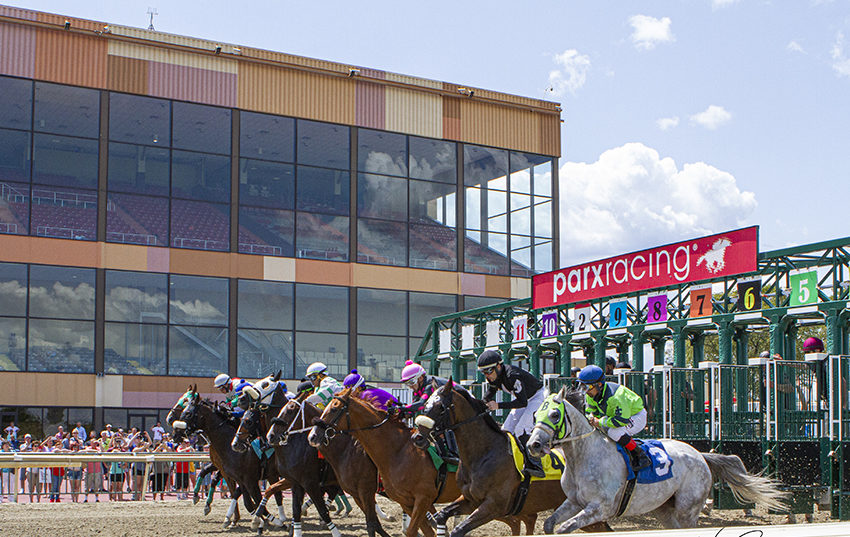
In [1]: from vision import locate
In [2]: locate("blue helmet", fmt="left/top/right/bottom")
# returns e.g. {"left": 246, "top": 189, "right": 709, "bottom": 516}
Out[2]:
{"left": 576, "top": 365, "right": 605, "bottom": 385}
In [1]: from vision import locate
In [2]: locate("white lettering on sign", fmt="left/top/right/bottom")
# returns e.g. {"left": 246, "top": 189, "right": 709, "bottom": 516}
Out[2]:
{"left": 512, "top": 316, "right": 528, "bottom": 342}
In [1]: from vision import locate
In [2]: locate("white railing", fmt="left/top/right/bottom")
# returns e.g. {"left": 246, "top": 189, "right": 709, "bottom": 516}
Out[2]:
{"left": 239, "top": 243, "right": 283, "bottom": 256}
{"left": 172, "top": 237, "right": 228, "bottom": 250}
{"left": 106, "top": 231, "right": 159, "bottom": 245}
{"left": 35, "top": 226, "right": 91, "bottom": 239}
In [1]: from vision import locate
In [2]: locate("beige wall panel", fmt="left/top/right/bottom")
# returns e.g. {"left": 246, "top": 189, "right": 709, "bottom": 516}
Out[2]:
{"left": 0, "top": 372, "right": 95, "bottom": 406}
{"left": 168, "top": 249, "right": 233, "bottom": 278}
{"left": 539, "top": 112, "right": 562, "bottom": 157}
{"left": 510, "top": 277, "right": 532, "bottom": 299}
{"left": 385, "top": 72, "right": 442, "bottom": 90}
{"left": 352, "top": 264, "right": 459, "bottom": 294}
{"left": 385, "top": 87, "right": 442, "bottom": 139}
{"left": 35, "top": 28, "right": 107, "bottom": 88}
{"left": 107, "top": 54, "right": 148, "bottom": 94}
{"left": 263, "top": 257, "right": 296, "bottom": 282}
{"left": 123, "top": 375, "right": 211, "bottom": 393}
{"left": 295, "top": 259, "right": 351, "bottom": 286}
{"left": 485, "top": 275, "right": 512, "bottom": 298}
{"left": 460, "top": 100, "right": 539, "bottom": 154}
{"left": 233, "top": 253, "right": 264, "bottom": 280}
{"left": 109, "top": 25, "right": 236, "bottom": 56}
{"left": 108, "top": 41, "right": 237, "bottom": 73}
{"left": 0, "top": 236, "right": 100, "bottom": 267}
{"left": 242, "top": 47, "right": 349, "bottom": 75}
{"left": 0, "top": 5, "right": 38, "bottom": 20}
{"left": 101, "top": 243, "right": 148, "bottom": 271}
{"left": 35, "top": 11, "right": 105, "bottom": 32}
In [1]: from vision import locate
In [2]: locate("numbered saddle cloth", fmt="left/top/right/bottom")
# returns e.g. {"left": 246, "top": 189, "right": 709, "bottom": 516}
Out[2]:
{"left": 614, "top": 439, "right": 674, "bottom": 484}
{"left": 506, "top": 433, "right": 565, "bottom": 482}
{"left": 426, "top": 445, "right": 458, "bottom": 473}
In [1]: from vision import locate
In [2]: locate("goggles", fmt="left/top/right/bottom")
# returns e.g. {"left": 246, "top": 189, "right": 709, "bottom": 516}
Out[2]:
{"left": 479, "top": 365, "right": 498, "bottom": 375}
{"left": 403, "top": 377, "right": 419, "bottom": 388}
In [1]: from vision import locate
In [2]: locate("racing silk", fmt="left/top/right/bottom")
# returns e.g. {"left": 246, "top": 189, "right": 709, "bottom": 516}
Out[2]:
{"left": 307, "top": 376, "right": 344, "bottom": 409}
{"left": 404, "top": 375, "right": 447, "bottom": 415}
{"left": 359, "top": 387, "right": 399, "bottom": 411}
{"left": 585, "top": 381, "right": 645, "bottom": 428}
{"left": 225, "top": 378, "right": 252, "bottom": 406}
{"left": 483, "top": 364, "right": 543, "bottom": 410}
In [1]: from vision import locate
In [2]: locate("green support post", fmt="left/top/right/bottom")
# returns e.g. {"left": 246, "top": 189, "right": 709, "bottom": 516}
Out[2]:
{"left": 670, "top": 320, "right": 687, "bottom": 367}
{"left": 452, "top": 355, "right": 464, "bottom": 381}
{"left": 734, "top": 327, "right": 750, "bottom": 365}
{"left": 650, "top": 336, "right": 666, "bottom": 366}
{"left": 616, "top": 339, "right": 630, "bottom": 366}
{"left": 593, "top": 330, "right": 607, "bottom": 368}
{"left": 767, "top": 310, "right": 791, "bottom": 359}
{"left": 825, "top": 305, "right": 843, "bottom": 355}
{"left": 629, "top": 327, "right": 645, "bottom": 372}
{"left": 558, "top": 336, "right": 573, "bottom": 376}
{"left": 786, "top": 323, "right": 797, "bottom": 361}
{"left": 716, "top": 316, "right": 733, "bottom": 365}
{"left": 691, "top": 332, "right": 705, "bottom": 367}
{"left": 529, "top": 342, "right": 540, "bottom": 377}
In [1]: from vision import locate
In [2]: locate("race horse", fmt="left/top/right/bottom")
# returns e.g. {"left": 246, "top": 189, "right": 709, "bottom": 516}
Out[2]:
{"left": 309, "top": 387, "right": 536, "bottom": 537}
{"left": 174, "top": 388, "right": 285, "bottom": 529}
{"left": 264, "top": 398, "right": 394, "bottom": 537}
{"left": 412, "top": 378, "right": 611, "bottom": 537}
{"left": 232, "top": 388, "right": 343, "bottom": 537}
{"left": 526, "top": 386, "right": 789, "bottom": 533}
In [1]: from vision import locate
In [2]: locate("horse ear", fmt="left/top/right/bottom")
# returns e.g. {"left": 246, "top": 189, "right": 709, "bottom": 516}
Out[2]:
{"left": 193, "top": 384, "right": 197, "bottom": 394}
{"left": 447, "top": 376, "right": 454, "bottom": 388}
{"left": 274, "top": 370, "right": 282, "bottom": 381}
{"left": 557, "top": 385, "right": 567, "bottom": 400}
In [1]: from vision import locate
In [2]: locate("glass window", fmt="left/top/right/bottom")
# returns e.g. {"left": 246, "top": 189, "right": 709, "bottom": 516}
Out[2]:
{"left": 358, "top": 173, "right": 406, "bottom": 221}
{"left": 239, "top": 159, "right": 294, "bottom": 209}
{"left": 357, "top": 219, "right": 407, "bottom": 267}
{"left": 109, "top": 93, "right": 170, "bottom": 147}
{"left": 238, "top": 280, "right": 293, "bottom": 330}
{"left": 104, "top": 322, "right": 167, "bottom": 375}
{"left": 296, "top": 213, "right": 348, "bottom": 262}
{"left": 0, "top": 128, "right": 31, "bottom": 183}
{"left": 107, "top": 143, "right": 169, "bottom": 196}
{"left": 33, "top": 82, "right": 99, "bottom": 139}
{"left": 534, "top": 240, "right": 553, "bottom": 273}
{"left": 534, "top": 200, "right": 552, "bottom": 239}
{"left": 465, "top": 232, "right": 508, "bottom": 275}
{"left": 16, "top": 407, "right": 43, "bottom": 439}
{"left": 32, "top": 134, "right": 98, "bottom": 189}
{"left": 297, "top": 120, "right": 349, "bottom": 170}
{"left": 0, "top": 183, "right": 28, "bottom": 236}
{"left": 171, "top": 199, "right": 229, "bottom": 251}
{"left": 31, "top": 186, "right": 97, "bottom": 241}
{"left": 409, "top": 180, "right": 455, "bottom": 226}
{"left": 295, "top": 331, "right": 347, "bottom": 379}
{"left": 105, "top": 271, "right": 168, "bottom": 323}
{"left": 168, "top": 325, "right": 227, "bottom": 376}
{"left": 358, "top": 129, "right": 406, "bottom": 177}
{"left": 171, "top": 102, "right": 231, "bottom": 155}
{"left": 103, "top": 408, "right": 127, "bottom": 431}
{"left": 171, "top": 151, "right": 230, "bottom": 203}
{"left": 0, "top": 317, "right": 26, "bottom": 371}
{"left": 297, "top": 166, "right": 348, "bottom": 215}
{"left": 532, "top": 159, "right": 553, "bottom": 197}
{"left": 27, "top": 319, "right": 94, "bottom": 373}
{"left": 511, "top": 245, "right": 532, "bottom": 277}
{"left": 357, "top": 288, "right": 406, "bottom": 336}
{"left": 295, "top": 284, "right": 347, "bottom": 333}
{"left": 0, "top": 76, "right": 32, "bottom": 130}
{"left": 409, "top": 137, "right": 456, "bottom": 183}
{"left": 511, "top": 204, "right": 531, "bottom": 236}
{"left": 409, "top": 223, "right": 456, "bottom": 271}
{"left": 464, "top": 145, "right": 508, "bottom": 188}
{"left": 463, "top": 295, "right": 508, "bottom": 310}
{"left": 29, "top": 265, "right": 95, "bottom": 319}
{"left": 357, "top": 335, "right": 406, "bottom": 382}
{"left": 107, "top": 193, "right": 168, "bottom": 247}
{"left": 0, "top": 263, "right": 27, "bottom": 315}
{"left": 169, "top": 275, "right": 228, "bottom": 326}
{"left": 239, "top": 206, "right": 294, "bottom": 257}
{"left": 240, "top": 112, "right": 294, "bottom": 163}
{"left": 237, "top": 329, "right": 293, "bottom": 379}
{"left": 409, "top": 292, "right": 456, "bottom": 336}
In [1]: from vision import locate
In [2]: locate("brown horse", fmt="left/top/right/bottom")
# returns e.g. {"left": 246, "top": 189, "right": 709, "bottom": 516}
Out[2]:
{"left": 412, "top": 378, "right": 612, "bottom": 537}
{"left": 308, "top": 388, "right": 535, "bottom": 537}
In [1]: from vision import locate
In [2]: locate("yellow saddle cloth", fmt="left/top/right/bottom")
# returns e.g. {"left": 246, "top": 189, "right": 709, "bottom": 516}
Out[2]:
{"left": 506, "top": 433, "right": 565, "bottom": 482}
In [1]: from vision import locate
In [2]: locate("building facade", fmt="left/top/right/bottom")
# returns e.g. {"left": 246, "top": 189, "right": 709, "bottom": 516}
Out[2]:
{"left": 0, "top": 6, "right": 560, "bottom": 435}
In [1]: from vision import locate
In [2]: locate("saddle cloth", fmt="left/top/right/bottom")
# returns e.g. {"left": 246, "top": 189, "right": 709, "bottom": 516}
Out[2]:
{"left": 426, "top": 445, "right": 458, "bottom": 473}
{"left": 614, "top": 439, "right": 674, "bottom": 484}
{"left": 506, "top": 433, "right": 565, "bottom": 482}
{"left": 250, "top": 438, "right": 275, "bottom": 461}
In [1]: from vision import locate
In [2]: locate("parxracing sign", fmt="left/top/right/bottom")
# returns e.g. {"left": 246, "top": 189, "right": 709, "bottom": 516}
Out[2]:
{"left": 532, "top": 226, "right": 758, "bottom": 309}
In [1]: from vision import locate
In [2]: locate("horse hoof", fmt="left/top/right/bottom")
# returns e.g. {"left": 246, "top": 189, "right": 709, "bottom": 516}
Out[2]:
{"left": 251, "top": 518, "right": 262, "bottom": 531}
{"left": 270, "top": 517, "right": 284, "bottom": 528}
{"left": 204, "top": 505, "right": 212, "bottom": 516}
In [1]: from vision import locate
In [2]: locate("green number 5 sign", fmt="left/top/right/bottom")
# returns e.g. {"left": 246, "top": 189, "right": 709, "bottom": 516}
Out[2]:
{"left": 789, "top": 270, "right": 818, "bottom": 306}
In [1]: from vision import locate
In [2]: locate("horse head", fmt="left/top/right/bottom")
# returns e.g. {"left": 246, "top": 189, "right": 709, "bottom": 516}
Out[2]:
{"left": 308, "top": 388, "right": 352, "bottom": 447}
{"left": 267, "top": 399, "right": 313, "bottom": 446}
{"left": 411, "top": 377, "right": 455, "bottom": 449}
{"left": 231, "top": 405, "right": 260, "bottom": 453}
{"left": 527, "top": 385, "right": 591, "bottom": 457}
{"left": 172, "top": 386, "right": 200, "bottom": 442}
{"left": 165, "top": 385, "right": 194, "bottom": 427}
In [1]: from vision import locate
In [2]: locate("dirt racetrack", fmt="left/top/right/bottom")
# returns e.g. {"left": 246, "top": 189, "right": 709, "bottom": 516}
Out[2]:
{"left": 0, "top": 496, "right": 833, "bottom": 537}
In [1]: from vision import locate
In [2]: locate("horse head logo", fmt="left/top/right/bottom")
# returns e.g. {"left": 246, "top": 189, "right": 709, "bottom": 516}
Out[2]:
{"left": 696, "top": 237, "right": 732, "bottom": 274}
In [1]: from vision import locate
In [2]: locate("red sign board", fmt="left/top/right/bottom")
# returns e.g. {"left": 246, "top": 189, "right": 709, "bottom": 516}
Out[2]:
{"left": 532, "top": 226, "right": 758, "bottom": 309}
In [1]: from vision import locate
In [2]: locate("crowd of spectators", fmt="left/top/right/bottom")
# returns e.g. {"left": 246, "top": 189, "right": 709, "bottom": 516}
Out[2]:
{"left": 0, "top": 421, "right": 218, "bottom": 503}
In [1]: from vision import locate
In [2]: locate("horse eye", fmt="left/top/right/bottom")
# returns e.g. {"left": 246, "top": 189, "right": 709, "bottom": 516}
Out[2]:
{"left": 548, "top": 409, "right": 560, "bottom": 422}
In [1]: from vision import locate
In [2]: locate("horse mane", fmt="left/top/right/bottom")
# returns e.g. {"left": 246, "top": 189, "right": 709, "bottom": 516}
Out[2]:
{"left": 560, "top": 386, "right": 587, "bottom": 413}
{"left": 343, "top": 388, "right": 410, "bottom": 431}
{"left": 451, "top": 384, "right": 505, "bottom": 435}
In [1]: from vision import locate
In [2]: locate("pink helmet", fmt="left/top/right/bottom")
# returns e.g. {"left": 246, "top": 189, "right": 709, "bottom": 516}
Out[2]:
{"left": 400, "top": 360, "right": 426, "bottom": 383}
{"left": 803, "top": 337, "right": 824, "bottom": 352}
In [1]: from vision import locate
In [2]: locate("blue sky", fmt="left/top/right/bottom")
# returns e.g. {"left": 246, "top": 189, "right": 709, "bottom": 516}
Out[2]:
{"left": 8, "top": 0, "right": 850, "bottom": 265}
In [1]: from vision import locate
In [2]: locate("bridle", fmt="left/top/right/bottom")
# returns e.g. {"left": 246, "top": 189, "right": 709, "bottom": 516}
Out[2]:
{"left": 313, "top": 394, "right": 390, "bottom": 445}
{"left": 420, "top": 387, "right": 487, "bottom": 439}
{"left": 532, "top": 397, "right": 596, "bottom": 446}
{"left": 270, "top": 400, "right": 313, "bottom": 445}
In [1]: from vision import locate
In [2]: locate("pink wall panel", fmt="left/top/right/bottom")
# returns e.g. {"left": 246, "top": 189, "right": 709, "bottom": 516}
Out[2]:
{"left": 148, "top": 61, "right": 237, "bottom": 108}
{"left": 356, "top": 80, "right": 385, "bottom": 129}
{"left": 0, "top": 22, "right": 35, "bottom": 78}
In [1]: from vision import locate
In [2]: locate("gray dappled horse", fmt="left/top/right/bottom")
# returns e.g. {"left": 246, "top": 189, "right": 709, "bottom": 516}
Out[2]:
{"left": 527, "top": 387, "right": 789, "bottom": 533}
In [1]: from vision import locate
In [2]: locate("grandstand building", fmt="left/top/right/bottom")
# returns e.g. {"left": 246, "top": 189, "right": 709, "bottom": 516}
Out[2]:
{"left": 0, "top": 6, "right": 560, "bottom": 435}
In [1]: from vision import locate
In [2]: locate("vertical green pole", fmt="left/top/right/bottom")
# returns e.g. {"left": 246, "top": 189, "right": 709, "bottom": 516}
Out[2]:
{"left": 825, "top": 306, "right": 841, "bottom": 355}
{"left": 691, "top": 332, "right": 705, "bottom": 367}
{"left": 734, "top": 327, "right": 750, "bottom": 365}
{"left": 786, "top": 323, "right": 798, "bottom": 361}
{"left": 767, "top": 311, "right": 786, "bottom": 359}
{"left": 529, "top": 342, "right": 540, "bottom": 377}
{"left": 717, "top": 317, "right": 733, "bottom": 365}
{"left": 670, "top": 320, "right": 687, "bottom": 367}
{"left": 650, "top": 336, "right": 666, "bottom": 366}
{"left": 559, "top": 337, "right": 572, "bottom": 376}
{"left": 616, "top": 339, "right": 630, "bottom": 366}
{"left": 629, "top": 327, "right": 645, "bottom": 372}
{"left": 592, "top": 330, "right": 607, "bottom": 368}
{"left": 452, "top": 355, "right": 463, "bottom": 382}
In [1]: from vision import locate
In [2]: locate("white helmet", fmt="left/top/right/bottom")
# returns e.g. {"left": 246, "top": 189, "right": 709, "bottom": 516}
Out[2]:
{"left": 214, "top": 373, "right": 231, "bottom": 389}
{"left": 306, "top": 362, "right": 328, "bottom": 378}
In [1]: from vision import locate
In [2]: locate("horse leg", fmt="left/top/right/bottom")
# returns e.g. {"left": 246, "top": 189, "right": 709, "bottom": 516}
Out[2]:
{"left": 434, "top": 498, "right": 474, "bottom": 537}
{"left": 271, "top": 488, "right": 287, "bottom": 528}
{"left": 553, "top": 502, "right": 608, "bottom": 534}
{"left": 309, "top": 486, "right": 341, "bottom": 537}
{"left": 251, "top": 479, "right": 284, "bottom": 531}
{"left": 544, "top": 498, "right": 583, "bottom": 535}
{"left": 408, "top": 496, "right": 436, "bottom": 537}
{"left": 223, "top": 484, "right": 241, "bottom": 529}
{"left": 204, "top": 473, "right": 221, "bottom": 514}
{"left": 445, "top": 498, "right": 505, "bottom": 537}
{"left": 291, "top": 485, "right": 305, "bottom": 537}
{"left": 376, "top": 502, "right": 394, "bottom": 522}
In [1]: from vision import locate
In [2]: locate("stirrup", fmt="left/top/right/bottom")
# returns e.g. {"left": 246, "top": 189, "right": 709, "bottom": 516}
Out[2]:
{"left": 523, "top": 457, "right": 545, "bottom": 478}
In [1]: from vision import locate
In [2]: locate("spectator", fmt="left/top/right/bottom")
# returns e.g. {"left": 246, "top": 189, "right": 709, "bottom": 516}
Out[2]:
{"left": 151, "top": 421, "right": 165, "bottom": 444}
{"left": 131, "top": 438, "right": 149, "bottom": 501}
{"left": 150, "top": 441, "right": 170, "bottom": 501}
{"left": 103, "top": 424, "right": 113, "bottom": 438}
{"left": 43, "top": 437, "right": 66, "bottom": 503}
{"left": 82, "top": 439, "right": 103, "bottom": 502}
{"left": 3, "top": 421, "right": 19, "bottom": 446}
{"left": 66, "top": 437, "right": 83, "bottom": 502}
{"left": 175, "top": 438, "right": 193, "bottom": 500}
{"left": 605, "top": 356, "right": 617, "bottom": 375}
{"left": 616, "top": 361, "right": 632, "bottom": 370}
{"left": 107, "top": 440, "right": 125, "bottom": 501}
{"left": 19, "top": 434, "right": 36, "bottom": 500}
{"left": 0, "top": 440, "right": 13, "bottom": 502}
{"left": 74, "top": 421, "right": 87, "bottom": 443}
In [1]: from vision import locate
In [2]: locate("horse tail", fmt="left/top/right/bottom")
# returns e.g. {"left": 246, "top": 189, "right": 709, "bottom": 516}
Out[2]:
{"left": 702, "top": 452, "right": 789, "bottom": 512}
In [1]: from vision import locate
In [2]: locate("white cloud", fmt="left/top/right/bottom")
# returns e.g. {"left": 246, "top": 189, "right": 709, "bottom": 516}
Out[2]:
{"left": 656, "top": 116, "right": 680, "bottom": 130}
{"left": 559, "top": 143, "right": 756, "bottom": 264}
{"left": 786, "top": 40, "right": 805, "bottom": 54}
{"left": 689, "top": 105, "right": 732, "bottom": 129}
{"left": 831, "top": 32, "right": 850, "bottom": 77}
{"left": 712, "top": 0, "right": 739, "bottom": 9}
{"left": 548, "top": 49, "right": 591, "bottom": 96}
{"left": 628, "top": 15, "right": 674, "bottom": 51}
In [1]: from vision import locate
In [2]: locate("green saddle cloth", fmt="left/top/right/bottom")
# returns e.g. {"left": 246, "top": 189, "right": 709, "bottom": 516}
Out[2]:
{"left": 426, "top": 445, "right": 458, "bottom": 473}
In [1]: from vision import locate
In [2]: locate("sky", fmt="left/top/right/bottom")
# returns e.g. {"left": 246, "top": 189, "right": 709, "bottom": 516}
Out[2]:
{"left": 7, "top": 0, "right": 850, "bottom": 267}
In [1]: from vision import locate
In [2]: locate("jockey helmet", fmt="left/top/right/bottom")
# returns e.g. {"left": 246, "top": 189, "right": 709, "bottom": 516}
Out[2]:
{"left": 803, "top": 337, "right": 824, "bottom": 352}
{"left": 400, "top": 360, "right": 426, "bottom": 385}
{"left": 576, "top": 365, "right": 605, "bottom": 385}
{"left": 343, "top": 369, "right": 366, "bottom": 390}
{"left": 214, "top": 373, "right": 231, "bottom": 389}
{"left": 306, "top": 362, "right": 328, "bottom": 379}
{"left": 477, "top": 350, "right": 502, "bottom": 372}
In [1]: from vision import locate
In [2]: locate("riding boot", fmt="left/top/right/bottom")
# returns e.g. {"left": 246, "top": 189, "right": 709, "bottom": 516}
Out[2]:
{"left": 519, "top": 433, "right": 545, "bottom": 478}
{"left": 618, "top": 435, "right": 651, "bottom": 472}
{"left": 440, "top": 431, "right": 460, "bottom": 466}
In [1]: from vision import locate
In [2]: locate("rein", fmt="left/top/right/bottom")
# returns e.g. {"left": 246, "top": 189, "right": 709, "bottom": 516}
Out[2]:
{"left": 534, "top": 399, "right": 598, "bottom": 445}
{"left": 317, "top": 395, "right": 391, "bottom": 442}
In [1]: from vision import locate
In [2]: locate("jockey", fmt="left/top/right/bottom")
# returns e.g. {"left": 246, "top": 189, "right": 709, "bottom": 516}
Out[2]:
{"left": 479, "top": 350, "right": 546, "bottom": 477}
{"left": 397, "top": 360, "right": 458, "bottom": 464}
{"left": 576, "top": 364, "right": 652, "bottom": 471}
{"left": 803, "top": 336, "right": 824, "bottom": 353}
{"left": 214, "top": 373, "right": 251, "bottom": 416}
{"left": 305, "top": 362, "right": 344, "bottom": 410}
{"left": 342, "top": 369, "right": 400, "bottom": 411}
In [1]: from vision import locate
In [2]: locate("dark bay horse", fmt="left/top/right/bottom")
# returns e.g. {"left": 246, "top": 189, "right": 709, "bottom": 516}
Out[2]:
{"left": 308, "top": 388, "right": 533, "bottom": 537}
{"left": 412, "top": 378, "right": 612, "bottom": 537}
{"left": 175, "top": 389, "right": 283, "bottom": 529}
{"left": 233, "top": 391, "right": 343, "bottom": 537}
{"left": 267, "top": 398, "right": 393, "bottom": 537}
